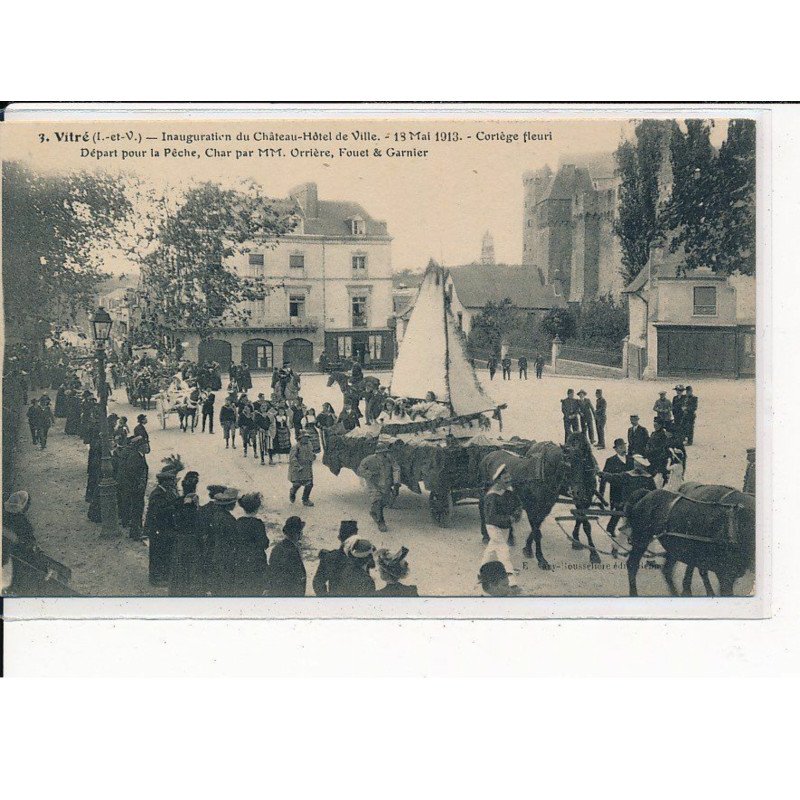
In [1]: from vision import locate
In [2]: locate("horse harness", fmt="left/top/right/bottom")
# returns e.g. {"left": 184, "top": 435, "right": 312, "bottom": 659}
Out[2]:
{"left": 650, "top": 489, "right": 744, "bottom": 546}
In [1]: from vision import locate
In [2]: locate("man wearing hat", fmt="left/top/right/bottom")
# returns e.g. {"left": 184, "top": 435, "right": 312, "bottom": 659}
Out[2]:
{"left": 594, "top": 389, "right": 607, "bottom": 449}
{"left": 599, "top": 439, "right": 632, "bottom": 538}
{"left": 144, "top": 460, "right": 182, "bottom": 585}
{"left": 683, "top": 385, "right": 698, "bottom": 445}
{"left": 599, "top": 455, "right": 657, "bottom": 528}
{"left": 312, "top": 520, "right": 357, "bottom": 596}
{"left": 480, "top": 465, "right": 520, "bottom": 590}
{"left": 333, "top": 536, "right": 376, "bottom": 597}
{"left": 576, "top": 390, "right": 596, "bottom": 444}
{"left": 118, "top": 436, "right": 150, "bottom": 540}
{"left": 375, "top": 546, "right": 418, "bottom": 597}
{"left": 35, "top": 396, "right": 55, "bottom": 450}
{"left": 627, "top": 414, "right": 649, "bottom": 459}
{"left": 645, "top": 418, "right": 670, "bottom": 485}
{"left": 561, "top": 389, "right": 581, "bottom": 443}
{"left": 672, "top": 385, "right": 686, "bottom": 437}
{"left": 288, "top": 429, "right": 317, "bottom": 507}
{"left": 358, "top": 441, "right": 400, "bottom": 532}
{"left": 266, "top": 516, "right": 307, "bottom": 597}
{"left": 653, "top": 390, "right": 673, "bottom": 430}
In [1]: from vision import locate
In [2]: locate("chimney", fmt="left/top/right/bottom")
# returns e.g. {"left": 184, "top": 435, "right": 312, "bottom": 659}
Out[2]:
{"left": 289, "top": 182, "right": 319, "bottom": 217}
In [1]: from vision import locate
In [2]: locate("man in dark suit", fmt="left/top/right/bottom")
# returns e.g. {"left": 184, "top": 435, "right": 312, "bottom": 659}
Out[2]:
{"left": 599, "top": 439, "right": 631, "bottom": 536}
{"left": 267, "top": 516, "right": 307, "bottom": 597}
{"left": 594, "top": 389, "right": 607, "bottom": 449}
{"left": 118, "top": 437, "right": 149, "bottom": 540}
{"left": 683, "top": 385, "right": 698, "bottom": 445}
{"left": 312, "top": 520, "right": 357, "bottom": 596}
{"left": 561, "top": 389, "right": 581, "bottom": 443}
{"left": 645, "top": 418, "right": 670, "bottom": 484}
{"left": 627, "top": 414, "right": 649, "bottom": 458}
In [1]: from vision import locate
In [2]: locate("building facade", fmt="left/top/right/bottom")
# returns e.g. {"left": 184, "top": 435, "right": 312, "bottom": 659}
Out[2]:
{"left": 181, "top": 183, "right": 395, "bottom": 372}
{"left": 623, "top": 247, "right": 755, "bottom": 379}
{"left": 522, "top": 154, "right": 625, "bottom": 304}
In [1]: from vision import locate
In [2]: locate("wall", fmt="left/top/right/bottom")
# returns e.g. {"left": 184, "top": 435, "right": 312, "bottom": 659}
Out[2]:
{"left": 656, "top": 276, "right": 736, "bottom": 326}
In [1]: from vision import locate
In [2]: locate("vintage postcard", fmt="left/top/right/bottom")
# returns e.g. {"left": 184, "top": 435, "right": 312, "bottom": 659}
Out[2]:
{"left": 0, "top": 105, "right": 767, "bottom": 614}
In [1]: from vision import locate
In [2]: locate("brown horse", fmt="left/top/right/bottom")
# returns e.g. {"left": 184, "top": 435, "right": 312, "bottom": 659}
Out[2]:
{"left": 478, "top": 434, "right": 593, "bottom": 570}
{"left": 626, "top": 482, "right": 756, "bottom": 596}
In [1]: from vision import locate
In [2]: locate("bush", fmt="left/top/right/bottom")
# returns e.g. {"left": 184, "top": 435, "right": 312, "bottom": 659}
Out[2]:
{"left": 540, "top": 307, "right": 577, "bottom": 340}
{"left": 575, "top": 294, "right": 628, "bottom": 346}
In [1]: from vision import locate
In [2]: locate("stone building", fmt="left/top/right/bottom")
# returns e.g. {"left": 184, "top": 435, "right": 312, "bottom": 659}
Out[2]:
{"left": 623, "top": 246, "right": 755, "bottom": 379}
{"left": 522, "top": 153, "right": 624, "bottom": 303}
{"left": 180, "top": 183, "right": 395, "bottom": 372}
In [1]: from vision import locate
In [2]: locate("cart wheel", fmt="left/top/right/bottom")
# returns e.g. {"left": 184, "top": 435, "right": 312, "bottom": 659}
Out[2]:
{"left": 429, "top": 491, "right": 453, "bottom": 528}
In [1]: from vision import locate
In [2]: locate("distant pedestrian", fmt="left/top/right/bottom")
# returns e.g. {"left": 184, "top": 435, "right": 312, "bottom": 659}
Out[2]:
{"left": 534, "top": 354, "right": 545, "bottom": 379}
{"left": 36, "top": 398, "right": 55, "bottom": 450}
{"left": 375, "top": 546, "right": 418, "bottom": 596}
{"left": 518, "top": 356, "right": 528, "bottom": 380}
{"left": 594, "top": 389, "right": 607, "bottom": 449}
{"left": 201, "top": 392, "right": 215, "bottom": 433}
{"left": 133, "top": 414, "right": 150, "bottom": 453}
{"left": 487, "top": 355, "right": 498, "bottom": 380}
{"left": 266, "top": 516, "right": 307, "bottom": 597}
{"left": 501, "top": 356, "right": 512, "bottom": 380}
{"left": 312, "top": 520, "right": 357, "bottom": 596}
{"left": 288, "top": 430, "right": 316, "bottom": 507}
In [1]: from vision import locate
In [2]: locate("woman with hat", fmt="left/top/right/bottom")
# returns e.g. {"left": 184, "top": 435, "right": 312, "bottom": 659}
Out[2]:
{"left": 207, "top": 487, "right": 241, "bottom": 595}
{"left": 312, "top": 520, "right": 358, "bottom": 596}
{"left": 480, "top": 465, "right": 520, "bottom": 592}
{"left": 266, "top": 516, "right": 307, "bottom": 597}
{"left": 169, "top": 471, "right": 205, "bottom": 597}
{"left": 375, "top": 546, "right": 418, "bottom": 597}
{"left": 233, "top": 492, "right": 270, "bottom": 596}
{"left": 332, "top": 536, "right": 376, "bottom": 597}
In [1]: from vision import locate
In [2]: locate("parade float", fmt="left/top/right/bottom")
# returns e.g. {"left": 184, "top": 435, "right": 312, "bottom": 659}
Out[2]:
{"left": 323, "top": 260, "right": 534, "bottom": 526}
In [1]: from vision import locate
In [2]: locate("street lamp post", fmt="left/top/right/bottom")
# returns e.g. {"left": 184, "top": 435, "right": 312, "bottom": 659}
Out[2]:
{"left": 92, "top": 307, "right": 120, "bottom": 538}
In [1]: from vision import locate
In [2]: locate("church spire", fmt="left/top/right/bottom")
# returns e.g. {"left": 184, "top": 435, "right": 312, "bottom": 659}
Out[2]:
{"left": 480, "top": 231, "right": 495, "bottom": 266}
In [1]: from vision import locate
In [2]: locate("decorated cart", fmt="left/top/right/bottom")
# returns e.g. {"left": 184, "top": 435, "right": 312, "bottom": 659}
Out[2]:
{"left": 323, "top": 260, "right": 526, "bottom": 526}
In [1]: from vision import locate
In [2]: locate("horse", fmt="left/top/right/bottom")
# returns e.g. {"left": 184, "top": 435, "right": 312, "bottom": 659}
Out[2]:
{"left": 626, "top": 482, "right": 756, "bottom": 597}
{"left": 477, "top": 433, "right": 592, "bottom": 570}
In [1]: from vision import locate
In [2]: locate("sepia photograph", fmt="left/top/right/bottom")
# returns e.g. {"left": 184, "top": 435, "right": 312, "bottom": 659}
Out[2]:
{"left": 1, "top": 112, "right": 760, "bottom": 602}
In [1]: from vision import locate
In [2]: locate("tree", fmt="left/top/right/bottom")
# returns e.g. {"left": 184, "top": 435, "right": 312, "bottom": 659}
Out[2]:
{"left": 614, "top": 120, "right": 673, "bottom": 284}
{"left": 541, "top": 307, "right": 576, "bottom": 340}
{"left": 2, "top": 161, "right": 132, "bottom": 344}
{"left": 575, "top": 294, "right": 628, "bottom": 346}
{"left": 662, "top": 118, "right": 755, "bottom": 276}
{"left": 132, "top": 182, "right": 297, "bottom": 343}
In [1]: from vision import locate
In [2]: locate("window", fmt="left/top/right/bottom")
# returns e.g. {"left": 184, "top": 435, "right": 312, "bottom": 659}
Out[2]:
{"left": 352, "top": 254, "right": 367, "bottom": 273}
{"left": 743, "top": 332, "right": 755, "bottom": 356}
{"left": 527, "top": 219, "right": 532, "bottom": 228}
{"left": 351, "top": 218, "right": 365, "bottom": 236}
{"left": 337, "top": 335, "right": 352, "bottom": 358}
{"left": 248, "top": 253, "right": 264, "bottom": 267}
{"left": 693, "top": 286, "right": 717, "bottom": 316}
{"left": 368, "top": 334, "right": 383, "bottom": 361}
{"left": 289, "top": 253, "right": 305, "bottom": 270}
{"left": 351, "top": 295, "right": 368, "bottom": 328}
{"left": 289, "top": 294, "right": 306, "bottom": 321}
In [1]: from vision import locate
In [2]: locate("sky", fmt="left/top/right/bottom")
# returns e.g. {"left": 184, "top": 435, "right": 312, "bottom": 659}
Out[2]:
{"left": 2, "top": 114, "right": 734, "bottom": 275}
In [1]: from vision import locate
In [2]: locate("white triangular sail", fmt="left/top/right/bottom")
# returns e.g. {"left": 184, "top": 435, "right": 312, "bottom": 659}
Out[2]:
{"left": 390, "top": 260, "right": 496, "bottom": 416}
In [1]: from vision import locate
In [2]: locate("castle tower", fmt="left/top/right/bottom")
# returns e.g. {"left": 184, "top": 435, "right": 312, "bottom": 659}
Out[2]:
{"left": 522, "top": 165, "right": 553, "bottom": 267}
{"left": 480, "top": 231, "right": 495, "bottom": 265}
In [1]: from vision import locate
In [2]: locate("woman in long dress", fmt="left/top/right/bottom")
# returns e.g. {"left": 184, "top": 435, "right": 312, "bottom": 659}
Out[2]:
{"left": 233, "top": 492, "right": 270, "bottom": 596}
{"left": 273, "top": 406, "right": 292, "bottom": 461}
{"left": 169, "top": 472, "right": 205, "bottom": 597}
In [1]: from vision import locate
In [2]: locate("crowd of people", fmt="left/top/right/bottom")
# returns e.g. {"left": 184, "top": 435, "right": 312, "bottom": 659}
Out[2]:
{"left": 485, "top": 354, "right": 546, "bottom": 381}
